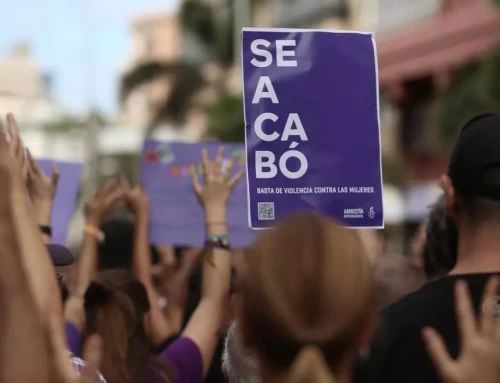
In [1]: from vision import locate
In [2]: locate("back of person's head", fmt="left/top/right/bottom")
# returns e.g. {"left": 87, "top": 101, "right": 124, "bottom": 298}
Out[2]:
{"left": 84, "top": 269, "right": 171, "bottom": 383}
{"left": 240, "top": 212, "right": 375, "bottom": 383}
{"left": 99, "top": 216, "right": 159, "bottom": 270}
{"left": 423, "top": 195, "right": 457, "bottom": 279}
{"left": 445, "top": 113, "right": 500, "bottom": 230}
{"left": 373, "top": 255, "right": 424, "bottom": 309}
{"left": 222, "top": 321, "right": 260, "bottom": 383}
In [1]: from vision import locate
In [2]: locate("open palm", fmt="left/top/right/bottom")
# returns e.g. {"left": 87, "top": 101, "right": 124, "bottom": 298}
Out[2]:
{"left": 190, "top": 146, "right": 244, "bottom": 209}
{"left": 423, "top": 277, "right": 500, "bottom": 383}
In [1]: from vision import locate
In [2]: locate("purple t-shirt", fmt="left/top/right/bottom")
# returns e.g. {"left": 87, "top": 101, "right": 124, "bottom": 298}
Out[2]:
{"left": 149, "top": 337, "right": 203, "bottom": 383}
{"left": 66, "top": 321, "right": 80, "bottom": 355}
{"left": 65, "top": 321, "right": 203, "bottom": 383}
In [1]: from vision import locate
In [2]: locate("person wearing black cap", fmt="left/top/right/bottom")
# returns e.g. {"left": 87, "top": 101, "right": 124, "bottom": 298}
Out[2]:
{"left": 354, "top": 113, "right": 500, "bottom": 383}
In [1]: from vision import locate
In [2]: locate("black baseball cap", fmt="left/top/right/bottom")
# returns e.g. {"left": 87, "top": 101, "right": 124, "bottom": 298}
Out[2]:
{"left": 448, "top": 113, "right": 500, "bottom": 201}
{"left": 47, "top": 244, "right": 74, "bottom": 266}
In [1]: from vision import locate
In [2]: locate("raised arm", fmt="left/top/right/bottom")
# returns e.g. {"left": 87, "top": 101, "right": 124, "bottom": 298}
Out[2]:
{"left": 65, "top": 178, "right": 126, "bottom": 332}
{"left": 183, "top": 147, "right": 244, "bottom": 376}
{"left": 0, "top": 126, "right": 50, "bottom": 383}
{"left": 127, "top": 186, "right": 179, "bottom": 344}
{"left": 4, "top": 113, "right": 64, "bottom": 338}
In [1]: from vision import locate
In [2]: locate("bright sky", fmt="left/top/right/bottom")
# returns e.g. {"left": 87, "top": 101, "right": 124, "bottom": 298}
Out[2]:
{"left": 0, "top": 0, "right": 179, "bottom": 115}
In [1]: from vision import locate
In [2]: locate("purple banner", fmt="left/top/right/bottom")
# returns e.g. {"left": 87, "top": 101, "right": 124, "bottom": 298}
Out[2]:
{"left": 140, "top": 140, "right": 256, "bottom": 247}
{"left": 38, "top": 159, "right": 83, "bottom": 245}
{"left": 242, "top": 28, "right": 384, "bottom": 228}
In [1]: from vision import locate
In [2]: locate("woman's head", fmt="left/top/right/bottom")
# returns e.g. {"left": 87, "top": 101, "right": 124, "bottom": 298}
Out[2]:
{"left": 84, "top": 270, "right": 155, "bottom": 383}
{"left": 239, "top": 212, "right": 375, "bottom": 383}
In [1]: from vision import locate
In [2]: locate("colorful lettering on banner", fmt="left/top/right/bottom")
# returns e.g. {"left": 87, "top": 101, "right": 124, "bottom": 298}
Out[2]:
{"left": 242, "top": 28, "right": 384, "bottom": 229}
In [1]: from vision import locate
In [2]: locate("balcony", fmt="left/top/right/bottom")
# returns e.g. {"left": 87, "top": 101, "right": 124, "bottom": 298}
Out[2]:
{"left": 273, "top": 0, "right": 348, "bottom": 28}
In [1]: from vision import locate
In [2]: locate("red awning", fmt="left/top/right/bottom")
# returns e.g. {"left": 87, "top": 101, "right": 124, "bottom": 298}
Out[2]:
{"left": 377, "top": 1, "right": 500, "bottom": 85}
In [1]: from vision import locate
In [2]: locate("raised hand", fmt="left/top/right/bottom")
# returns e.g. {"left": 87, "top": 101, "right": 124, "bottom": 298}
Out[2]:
{"left": 126, "top": 185, "right": 150, "bottom": 219}
{"left": 85, "top": 178, "right": 127, "bottom": 226}
{"left": 422, "top": 277, "right": 500, "bottom": 383}
{"left": 26, "top": 149, "right": 59, "bottom": 203}
{"left": 190, "top": 147, "right": 245, "bottom": 212}
{"left": 5, "top": 113, "right": 28, "bottom": 182}
{"left": 26, "top": 150, "right": 60, "bottom": 228}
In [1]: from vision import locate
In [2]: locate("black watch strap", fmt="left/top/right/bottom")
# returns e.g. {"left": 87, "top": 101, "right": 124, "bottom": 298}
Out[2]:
{"left": 40, "top": 225, "right": 52, "bottom": 237}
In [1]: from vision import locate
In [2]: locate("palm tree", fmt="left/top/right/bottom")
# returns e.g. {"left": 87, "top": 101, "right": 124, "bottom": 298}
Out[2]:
{"left": 120, "top": 0, "right": 258, "bottom": 140}
{"left": 121, "top": 0, "right": 349, "bottom": 142}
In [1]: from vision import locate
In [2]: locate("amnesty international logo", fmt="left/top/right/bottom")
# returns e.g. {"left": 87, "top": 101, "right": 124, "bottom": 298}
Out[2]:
{"left": 368, "top": 207, "right": 376, "bottom": 219}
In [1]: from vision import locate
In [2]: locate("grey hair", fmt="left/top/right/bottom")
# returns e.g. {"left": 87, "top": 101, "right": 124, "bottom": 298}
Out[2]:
{"left": 222, "top": 321, "right": 261, "bottom": 383}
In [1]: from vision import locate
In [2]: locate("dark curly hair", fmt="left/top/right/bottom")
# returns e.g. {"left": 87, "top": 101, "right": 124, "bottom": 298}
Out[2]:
{"left": 423, "top": 195, "right": 458, "bottom": 279}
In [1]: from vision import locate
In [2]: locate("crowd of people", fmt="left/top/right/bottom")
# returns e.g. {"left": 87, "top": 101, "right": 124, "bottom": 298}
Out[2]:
{"left": 1, "top": 111, "right": 500, "bottom": 383}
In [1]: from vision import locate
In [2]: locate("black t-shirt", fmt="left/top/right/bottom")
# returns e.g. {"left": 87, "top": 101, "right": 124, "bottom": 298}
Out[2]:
{"left": 354, "top": 272, "right": 500, "bottom": 383}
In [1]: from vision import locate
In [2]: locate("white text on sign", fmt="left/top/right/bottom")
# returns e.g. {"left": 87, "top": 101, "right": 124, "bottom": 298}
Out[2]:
{"left": 250, "top": 39, "right": 308, "bottom": 180}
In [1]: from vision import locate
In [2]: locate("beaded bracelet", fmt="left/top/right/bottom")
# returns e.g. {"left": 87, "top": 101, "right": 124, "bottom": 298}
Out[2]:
{"left": 204, "top": 234, "right": 231, "bottom": 265}
{"left": 84, "top": 224, "right": 105, "bottom": 243}
{"left": 205, "top": 234, "right": 230, "bottom": 250}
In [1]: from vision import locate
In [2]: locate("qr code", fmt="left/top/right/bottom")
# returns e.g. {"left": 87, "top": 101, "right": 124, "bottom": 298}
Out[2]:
{"left": 258, "top": 202, "right": 275, "bottom": 220}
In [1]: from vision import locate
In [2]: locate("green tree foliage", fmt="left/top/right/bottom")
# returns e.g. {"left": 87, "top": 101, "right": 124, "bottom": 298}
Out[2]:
{"left": 41, "top": 110, "right": 106, "bottom": 134}
{"left": 120, "top": 61, "right": 205, "bottom": 126}
{"left": 206, "top": 94, "right": 245, "bottom": 142}
{"left": 382, "top": 155, "right": 404, "bottom": 186}
{"left": 437, "top": 48, "right": 500, "bottom": 149}
{"left": 120, "top": 0, "right": 294, "bottom": 140}
{"left": 42, "top": 117, "right": 85, "bottom": 134}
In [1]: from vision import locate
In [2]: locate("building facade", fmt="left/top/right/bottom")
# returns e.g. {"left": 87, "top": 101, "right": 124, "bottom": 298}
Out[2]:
{"left": 120, "top": 10, "right": 209, "bottom": 141}
{"left": 0, "top": 43, "right": 66, "bottom": 126}
{"left": 120, "top": 12, "right": 182, "bottom": 127}
{"left": 375, "top": 0, "right": 500, "bottom": 240}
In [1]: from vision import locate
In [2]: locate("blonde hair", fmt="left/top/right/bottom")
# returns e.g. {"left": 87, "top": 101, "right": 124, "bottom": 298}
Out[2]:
{"left": 241, "top": 213, "right": 374, "bottom": 382}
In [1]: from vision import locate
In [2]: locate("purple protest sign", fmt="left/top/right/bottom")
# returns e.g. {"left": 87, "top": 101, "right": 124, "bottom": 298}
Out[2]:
{"left": 140, "top": 140, "right": 256, "bottom": 247}
{"left": 242, "top": 28, "right": 384, "bottom": 229}
{"left": 38, "top": 159, "right": 83, "bottom": 245}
